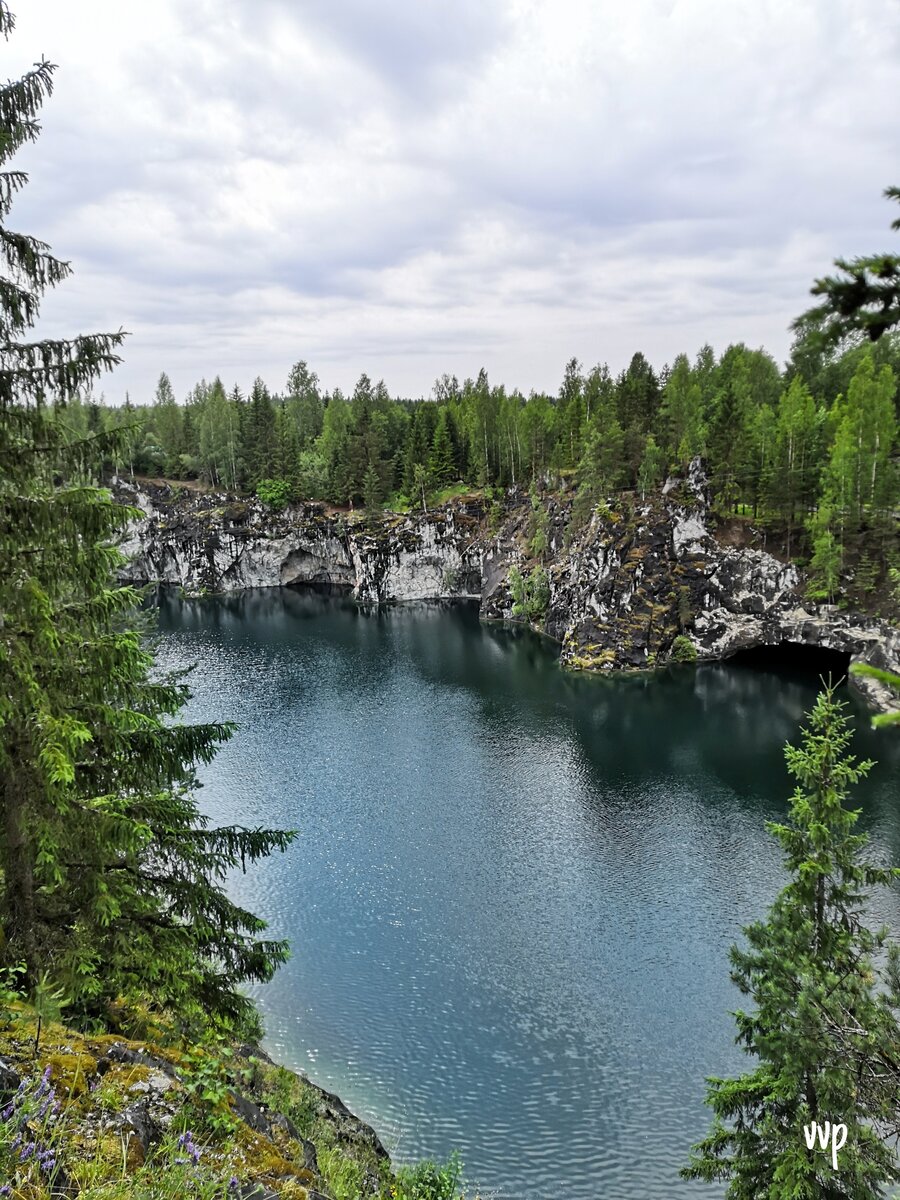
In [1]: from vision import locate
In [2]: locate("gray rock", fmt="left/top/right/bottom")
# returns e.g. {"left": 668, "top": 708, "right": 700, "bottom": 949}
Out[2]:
{"left": 105, "top": 1042, "right": 180, "bottom": 1080}
{"left": 119, "top": 1100, "right": 162, "bottom": 1153}
{"left": 0, "top": 1056, "right": 20, "bottom": 1097}
{"left": 229, "top": 1090, "right": 272, "bottom": 1136}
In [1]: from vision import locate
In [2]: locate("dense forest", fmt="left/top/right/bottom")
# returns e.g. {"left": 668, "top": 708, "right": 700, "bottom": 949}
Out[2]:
{"left": 71, "top": 330, "right": 900, "bottom": 607}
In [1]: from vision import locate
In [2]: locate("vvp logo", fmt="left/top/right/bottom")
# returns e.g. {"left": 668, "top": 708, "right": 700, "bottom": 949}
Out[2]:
{"left": 803, "top": 1120, "right": 848, "bottom": 1170}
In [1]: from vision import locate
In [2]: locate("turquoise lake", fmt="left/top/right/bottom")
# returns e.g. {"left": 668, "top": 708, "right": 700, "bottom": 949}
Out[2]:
{"left": 154, "top": 589, "right": 900, "bottom": 1200}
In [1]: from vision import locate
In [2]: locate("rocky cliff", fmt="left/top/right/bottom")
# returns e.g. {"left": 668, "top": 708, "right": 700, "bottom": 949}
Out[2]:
{"left": 116, "top": 471, "right": 900, "bottom": 714}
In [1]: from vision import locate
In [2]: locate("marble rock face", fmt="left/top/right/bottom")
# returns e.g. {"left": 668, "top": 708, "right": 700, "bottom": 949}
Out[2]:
{"left": 117, "top": 471, "right": 899, "bottom": 714}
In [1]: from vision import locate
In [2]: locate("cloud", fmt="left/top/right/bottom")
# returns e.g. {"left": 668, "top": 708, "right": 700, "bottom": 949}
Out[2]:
{"left": 7, "top": 0, "right": 900, "bottom": 401}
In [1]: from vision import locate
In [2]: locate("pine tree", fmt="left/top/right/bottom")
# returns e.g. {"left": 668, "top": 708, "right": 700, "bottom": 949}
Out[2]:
{"left": 684, "top": 687, "right": 900, "bottom": 1198}
{"left": 0, "top": 3, "right": 295, "bottom": 1032}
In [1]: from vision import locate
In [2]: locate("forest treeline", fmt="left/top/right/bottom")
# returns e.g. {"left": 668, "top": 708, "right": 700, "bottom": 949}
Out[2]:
{"left": 71, "top": 333, "right": 899, "bottom": 604}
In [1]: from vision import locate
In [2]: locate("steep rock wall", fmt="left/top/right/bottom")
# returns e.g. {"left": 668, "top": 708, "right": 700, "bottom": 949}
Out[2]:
{"left": 116, "top": 475, "right": 900, "bottom": 713}
{"left": 117, "top": 481, "right": 484, "bottom": 604}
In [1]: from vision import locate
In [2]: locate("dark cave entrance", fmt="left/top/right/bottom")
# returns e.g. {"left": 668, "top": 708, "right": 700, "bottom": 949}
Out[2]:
{"left": 727, "top": 641, "right": 852, "bottom": 682}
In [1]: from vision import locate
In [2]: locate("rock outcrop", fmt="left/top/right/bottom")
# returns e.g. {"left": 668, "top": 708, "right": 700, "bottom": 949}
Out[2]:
{"left": 115, "top": 470, "right": 900, "bottom": 715}
{"left": 118, "top": 481, "right": 484, "bottom": 605}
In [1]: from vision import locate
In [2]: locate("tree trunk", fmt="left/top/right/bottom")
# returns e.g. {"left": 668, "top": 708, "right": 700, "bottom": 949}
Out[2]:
{"left": 2, "top": 768, "right": 38, "bottom": 977}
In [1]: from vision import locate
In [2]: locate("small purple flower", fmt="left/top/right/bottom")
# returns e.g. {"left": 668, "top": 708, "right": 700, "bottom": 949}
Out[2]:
{"left": 0, "top": 1103, "right": 13, "bottom": 1120}
{"left": 37, "top": 1088, "right": 55, "bottom": 1120}
{"left": 177, "top": 1129, "right": 201, "bottom": 1164}
{"left": 19, "top": 1139, "right": 36, "bottom": 1161}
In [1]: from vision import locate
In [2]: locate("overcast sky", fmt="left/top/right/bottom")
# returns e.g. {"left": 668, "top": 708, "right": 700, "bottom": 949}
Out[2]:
{"left": 9, "top": 0, "right": 900, "bottom": 403}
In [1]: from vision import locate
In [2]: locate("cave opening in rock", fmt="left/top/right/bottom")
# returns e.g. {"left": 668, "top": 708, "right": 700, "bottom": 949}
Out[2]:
{"left": 727, "top": 641, "right": 852, "bottom": 680}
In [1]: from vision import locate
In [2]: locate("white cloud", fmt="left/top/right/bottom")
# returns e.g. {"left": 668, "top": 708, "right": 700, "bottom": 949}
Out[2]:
{"left": 7, "top": 0, "right": 899, "bottom": 401}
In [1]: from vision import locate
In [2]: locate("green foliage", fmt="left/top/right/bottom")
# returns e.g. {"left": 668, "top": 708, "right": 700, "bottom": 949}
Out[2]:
{"left": 527, "top": 484, "right": 550, "bottom": 559}
{"left": 364, "top": 461, "right": 383, "bottom": 516}
{"left": 0, "top": 3, "right": 296, "bottom": 1033}
{"left": 429, "top": 407, "right": 456, "bottom": 486}
{"left": 31, "top": 970, "right": 71, "bottom": 1054}
{"left": 487, "top": 496, "right": 503, "bottom": 535}
{"left": 385, "top": 1152, "right": 466, "bottom": 1200}
{"left": 849, "top": 663, "right": 900, "bottom": 728}
{"left": 318, "top": 1143, "right": 366, "bottom": 1200}
{"left": 684, "top": 687, "right": 900, "bottom": 1197}
{"left": 106, "top": 1133, "right": 234, "bottom": 1200}
{"left": 181, "top": 1041, "right": 240, "bottom": 1137}
{"left": 637, "top": 433, "right": 664, "bottom": 499}
{"left": 255, "top": 476, "right": 292, "bottom": 509}
{"left": 0, "top": 961, "right": 26, "bottom": 1025}
{"left": 806, "top": 526, "right": 841, "bottom": 603}
{"left": 509, "top": 565, "right": 550, "bottom": 623}
{"left": 669, "top": 635, "right": 697, "bottom": 664}
{"left": 794, "top": 186, "right": 900, "bottom": 346}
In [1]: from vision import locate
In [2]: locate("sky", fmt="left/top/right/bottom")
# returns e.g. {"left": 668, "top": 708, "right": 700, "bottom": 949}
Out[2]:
{"left": 9, "top": 0, "right": 900, "bottom": 403}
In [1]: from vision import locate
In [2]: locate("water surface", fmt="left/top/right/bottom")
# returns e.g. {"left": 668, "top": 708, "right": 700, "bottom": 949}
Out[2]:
{"left": 154, "top": 590, "right": 900, "bottom": 1200}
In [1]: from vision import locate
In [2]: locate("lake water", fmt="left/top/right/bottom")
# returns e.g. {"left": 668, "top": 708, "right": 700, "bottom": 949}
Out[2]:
{"left": 154, "top": 589, "right": 900, "bottom": 1200}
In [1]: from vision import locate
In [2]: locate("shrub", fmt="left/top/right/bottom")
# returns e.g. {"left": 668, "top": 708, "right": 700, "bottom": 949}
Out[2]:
{"left": 670, "top": 635, "right": 697, "bottom": 664}
{"left": 510, "top": 565, "right": 550, "bottom": 623}
{"left": 385, "top": 1152, "right": 465, "bottom": 1200}
{"left": 255, "top": 477, "right": 292, "bottom": 509}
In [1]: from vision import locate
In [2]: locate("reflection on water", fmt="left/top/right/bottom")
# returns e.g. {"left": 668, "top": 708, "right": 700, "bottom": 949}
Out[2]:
{"left": 154, "top": 589, "right": 900, "bottom": 1200}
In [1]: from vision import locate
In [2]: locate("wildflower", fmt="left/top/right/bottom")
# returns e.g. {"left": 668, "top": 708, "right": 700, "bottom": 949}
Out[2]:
{"left": 178, "top": 1129, "right": 201, "bottom": 1164}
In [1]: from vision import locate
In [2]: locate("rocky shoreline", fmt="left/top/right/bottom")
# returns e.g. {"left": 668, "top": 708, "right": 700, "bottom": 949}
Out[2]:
{"left": 116, "top": 468, "right": 900, "bottom": 715}
{"left": 0, "top": 1014, "right": 391, "bottom": 1199}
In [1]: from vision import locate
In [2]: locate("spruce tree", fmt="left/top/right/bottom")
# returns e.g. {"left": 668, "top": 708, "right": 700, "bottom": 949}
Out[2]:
{"left": 795, "top": 187, "right": 900, "bottom": 345}
{"left": 153, "top": 370, "right": 182, "bottom": 475}
{"left": 0, "top": 2, "right": 295, "bottom": 1031}
{"left": 684, "top": 687, "right": 900, "bottom": 1198}
{"left": 429, "top": 407, "right": 456, "bottom": 487}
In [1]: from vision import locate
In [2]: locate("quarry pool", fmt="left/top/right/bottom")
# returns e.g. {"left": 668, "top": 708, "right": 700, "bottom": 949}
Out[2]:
{"left": 154, "top": 589, "right": 900, "bottom": 1200}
